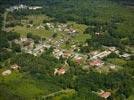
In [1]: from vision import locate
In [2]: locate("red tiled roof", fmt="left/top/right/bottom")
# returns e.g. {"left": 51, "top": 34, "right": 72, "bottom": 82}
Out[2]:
{"left": 100, "top": 92, "right": 111, "bottom": 99}
{"left": 75, "top": 57, "right": 82, "bottom": 63}
{"left": 89, "top": 59, "right": 102, "bottom": 66}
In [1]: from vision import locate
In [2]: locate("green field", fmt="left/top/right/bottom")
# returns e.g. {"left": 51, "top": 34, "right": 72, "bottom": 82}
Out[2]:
{"left": 107, "top": 58, "right": 127, "bottom": 66}
{"left": 0, "top": 72, "right": 62, "bottom": 99}
{"left": 7, "top": 26, "right": 53, "bottom": 38}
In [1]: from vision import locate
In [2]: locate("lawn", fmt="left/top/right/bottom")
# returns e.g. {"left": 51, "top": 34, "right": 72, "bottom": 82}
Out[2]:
{"left": 24, "top": 15, "right": 53, "bottom": 25}
{"left": 128, "top": 95, "right": 134, "bottom": 100}
{"left": 107, "top": 58, "right": 127, "bottom": 66}
{"left": 68, "top": 21, "right": 88, "bottom": 34}
{"left": 73, "top": 34, "right": 91, "bottom": 43}
{"left": 7, "top": 26, "right": 53, "bottom": 38}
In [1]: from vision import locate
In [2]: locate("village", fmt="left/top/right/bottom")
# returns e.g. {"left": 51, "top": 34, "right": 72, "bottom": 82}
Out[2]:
{"left": 1, "top": 35, "right": 127, "bottom": 99}
{"left": 1, "top": 32, "right": 131, "bottom": 76}
{"left": 2, "top": 3, "right": 132, "bottom": 76}
{"left": 6, "top": 4, "right": 43, "bottom": 12}
{"left": 1, "top": 3, "right": 134, "bottom": 99}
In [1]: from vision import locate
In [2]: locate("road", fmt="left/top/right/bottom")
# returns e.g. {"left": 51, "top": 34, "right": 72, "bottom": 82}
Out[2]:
{"left": 41, "top": 89, "right": 75, "bottom": 99}
{"left": 2, "top": 11, "right": 9, "bottom": 31}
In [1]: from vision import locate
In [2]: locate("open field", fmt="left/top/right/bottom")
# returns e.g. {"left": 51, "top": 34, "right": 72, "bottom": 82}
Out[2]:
{"left": 0, "top": 72, "right": 62, "bottom": 99}
{"left": 7, "top": 26, "right": 53, "bottom": 38}
{"left": 107, "top": 58, "right": 127, "bottom": 66}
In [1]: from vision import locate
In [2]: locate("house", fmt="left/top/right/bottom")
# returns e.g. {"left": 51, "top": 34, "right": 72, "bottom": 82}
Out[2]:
{"left": 11, "top": 64, "right": 20, "bottom": 70}
{"left": 108, "top": 47, "right": 116, "bottom": 52}
{"left": 53, "top": 49, "right": 64, "bottom": 59}
{"left": 36, "top": 25, "right": 45, "bottom": 29}
{"left": 63, "top": 51, "right": 72, "bottom": 58}
{"left": 98, "top": 90, "right": 111, "bottom": 99}
{"left": 73, "top": 54, "right": 84, "bottom": 64}
{"left": 92, "top": 51, "right": 111, "bottom": 59}
{"left": 95, "top": 32, "right": 101, "bottom": 35}
{"left": 121, "top": 53, "right": 131, "bottom": 59}
{"left": 73, "top": 53, "right": 88, "bottom": 64}
{"left": 2, "top": 70, "right": 12, "bottom": 76}
{"left": 115, "top": 50, "right": 120, "bottom": 55}
{"left": 110, "top": 65, "right": 116, "bottom": 69}
{"left": 98, "top": 51, "right": 111, "bottom": 58}
{"left": 89, "top": 51, "right": 100, "bottom": 56}
{"left": 29, "top": 6, "right": 42, "bottom": 10}
{"left": 75, "top": 56, "right": 83, "bottom": 64}
{"left": 89, "top": 59, "right": 104, "bottom": 67}
{"left": 54, "top": 67, "right": 66, "bottom": 75}
{"left": 32, "top": 44, "right": 46, "bottom": 56}
{"left": 20, "top": 36, "right": 28, "bottom": 42}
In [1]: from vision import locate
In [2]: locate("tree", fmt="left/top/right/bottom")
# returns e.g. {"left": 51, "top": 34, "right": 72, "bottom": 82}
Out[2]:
{"left": 52, "top": 33, "right": 57, "bottom": 38}
{"left": 12, "top": 42, "right": 21, "bottom": 52}
{"left": 27, "top": 32, "right": 33, "bottom": 38}
{"left": 7, "top": 32, "right": 20, "bottom": 41}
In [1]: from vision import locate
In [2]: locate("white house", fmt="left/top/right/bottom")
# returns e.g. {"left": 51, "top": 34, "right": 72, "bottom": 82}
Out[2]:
{"left": 2, "top": 70, "right": 12, "bottom": 76}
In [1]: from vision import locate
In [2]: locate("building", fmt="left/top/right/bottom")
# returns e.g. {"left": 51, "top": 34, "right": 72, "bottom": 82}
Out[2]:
{"left": 95, "top": 32, "right": 102, "bottom": 35}
{"left": 98, "top": 90, "right": 111, "bottom": 99}
{"left": 54, "top": 67, "right": 66, "bottom": 75}
{"left": 89, "top": 51, "right": 100, "bottom": 56}
{"left": 110, "top": 65, "right": 116, "bottom": 69}
{"left": 89, "top": 59, "right": 104, "bottom": 67}
{"left": 11, "top": 64, "right": 20, "bottom": 70}
{"left": 91, "top": 51, "right": 111, "bottom": 59}
{"left": 29, "top": 6, "right": 42, "bottom": 10}
{"left": 121, "top": 53, "right": 131, "bottom": 59}
{"left": 75, "top": 56, "right": 83, "bottom": 64}
{"left": 7, "top": 5, "right": 42, "bottom": 12}
{"left": 108, "top": 47, "right": 116, "bottom": 52}
{"left": 53, "top": 49, "right": 64, "bottom": 59}
{"left": 103, "top": 46, "right": 116, "bottom": 52}
{"left": 2, "top": 70, "right": 12, "bottom": 76}
{"left": 63, "top": 51, "right": 72, "bottom": 58}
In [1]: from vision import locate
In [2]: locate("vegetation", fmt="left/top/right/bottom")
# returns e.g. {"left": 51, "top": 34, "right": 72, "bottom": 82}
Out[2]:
{"left": 0, "top": 0, "right": 134, "bottom": 100}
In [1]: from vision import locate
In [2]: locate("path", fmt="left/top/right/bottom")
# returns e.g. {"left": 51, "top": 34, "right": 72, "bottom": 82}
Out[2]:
{"left": 2, "top": 11, "right": 9, "bottom": 31}
{"left": 41, "top": 89, "right": 75, "bottom": 99}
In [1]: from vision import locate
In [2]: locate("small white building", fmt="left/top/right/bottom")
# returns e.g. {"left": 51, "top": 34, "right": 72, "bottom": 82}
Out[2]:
{"left": 11, "top": 64, "right": 20, "bottom": 70}
{"left": 2, "top": 70, "right": 12, "bottom": 76}
{"left": 121, "top": 53, "right": 131, "bottom": 59}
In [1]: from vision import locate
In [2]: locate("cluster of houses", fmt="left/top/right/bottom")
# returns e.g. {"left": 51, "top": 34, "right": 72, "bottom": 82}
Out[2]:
{"left": 104, "top": 46, "right": 131, "bottom": 60}
{"left": 44, "top": 23, "right": 78, "bottom": 35}
{"left": 19, "top": 22, "right": 78, "bottom": 37}
{"left": 14, "top": 37, "right": 51, "bottom": 56}
{"left": 59, "top": 45, "right": 131, "bottom": 71}
{"left": 11, "top": 35, "right": 132, "bottom": 75}
{"left": 53, "top": 49, "right": 73, "bottom": 59}
{"left": 6, "top": 4, "right": 42, "bottom": 12}
{"left": 52, "top": 44, "right": 123, "bottom": 72}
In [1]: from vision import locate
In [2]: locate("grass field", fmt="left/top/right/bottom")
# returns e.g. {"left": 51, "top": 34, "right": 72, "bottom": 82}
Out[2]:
{"left": 7, "top": 26, "right": 53, "bottom": 38}
{"left": 0, "top": 72, "right": 62, "bottom": 99}
{"left": 25, "top": 15, "right": 53, "bottom": 25}
{"left": 107, "top": 58, "right": 127, "bottom": 66}
{"left": 50, "top": 89, "right": 75, "bottom": 100}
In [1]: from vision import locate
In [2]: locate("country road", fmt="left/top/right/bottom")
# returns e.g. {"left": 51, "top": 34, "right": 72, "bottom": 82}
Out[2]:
{"left": 2, "top": 11, "right": 8, "bottom": 31}
{"left": 41, "top": 89, "right": 75, "bottom": 99}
